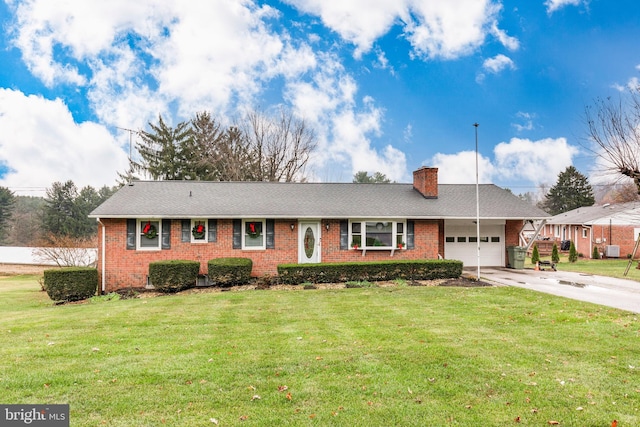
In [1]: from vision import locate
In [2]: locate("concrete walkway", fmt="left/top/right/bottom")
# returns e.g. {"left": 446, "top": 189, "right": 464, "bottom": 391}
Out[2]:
{"left": 470, "top": 267, "right": 640, "bottom": 314}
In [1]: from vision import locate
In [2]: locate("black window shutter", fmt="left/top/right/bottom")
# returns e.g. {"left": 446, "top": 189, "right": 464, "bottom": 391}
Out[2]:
{"left": 208, "top": 219, "right": 217, "bottom": 242}
{"left": 232, "top": 219, "right": 242, "bottom": 249}
{"left": 406, "top": 220, "right": 415, "bottom": 249}
{"left": 266, "top": 219, "right": 275, "bottom": 249}
{"left": 126, "top": 219, "right": 136, "bottom": 250}
{"left": 161, "top": 219, "right": 171, "bottom": 249}
{"left": 181, "top": 219, "right": 190, "bottom": 242}
{"left": 340, "top": 220, "right": 348, "bottom": 250}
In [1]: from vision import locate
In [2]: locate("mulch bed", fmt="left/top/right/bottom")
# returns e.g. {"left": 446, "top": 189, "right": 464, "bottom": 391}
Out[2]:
{"left": 131, "top": 276, "right": 493, "bottom": 298}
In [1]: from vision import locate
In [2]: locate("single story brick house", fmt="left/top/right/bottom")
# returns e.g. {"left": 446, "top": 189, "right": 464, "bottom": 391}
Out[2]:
{"left": 89, "top": 167, "right": 549, "bottom": 292}
{"left": 538, "top": 201, "right": 640, "bottom": 259}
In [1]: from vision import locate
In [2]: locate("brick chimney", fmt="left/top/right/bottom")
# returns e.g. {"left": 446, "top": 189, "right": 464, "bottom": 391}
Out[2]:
{"left": 413, "top": 166, "right": 438, "bottom": 198}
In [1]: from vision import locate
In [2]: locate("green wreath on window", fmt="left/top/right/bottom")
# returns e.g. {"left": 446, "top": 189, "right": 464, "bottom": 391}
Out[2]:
{"left": 247, "top": 222, "right": 261, "bottom": 238}
{"left": 142, "top": 221, "right": 157, "bottom": 239}
{"left": 192, "top": 223, "right": 206, "bottom": 239}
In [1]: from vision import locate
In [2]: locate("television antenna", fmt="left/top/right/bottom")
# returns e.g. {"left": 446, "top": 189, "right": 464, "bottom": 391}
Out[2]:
{"left": 116, "top": 126, "right": 141, "bottom": 184}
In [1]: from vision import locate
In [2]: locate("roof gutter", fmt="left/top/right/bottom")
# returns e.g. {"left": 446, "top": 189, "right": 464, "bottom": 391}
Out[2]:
{"left": 97, "top": 218, "right": 105, "bottom": 294}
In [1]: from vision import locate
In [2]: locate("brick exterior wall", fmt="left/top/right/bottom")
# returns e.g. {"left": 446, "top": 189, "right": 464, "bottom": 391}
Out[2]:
{"left": 505, "top": 220, "right": 524, "bottom": 266}
{"left": 97, "top": 218, "right": 445, "bottom": 292}
{"left": 534, "top": 222, "right": 640, "bottom": 259}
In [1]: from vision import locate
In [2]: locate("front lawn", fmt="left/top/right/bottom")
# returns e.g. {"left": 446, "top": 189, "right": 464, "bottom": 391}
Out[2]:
{"left": 0, "top": 275, "right": 638, "bottom": 426}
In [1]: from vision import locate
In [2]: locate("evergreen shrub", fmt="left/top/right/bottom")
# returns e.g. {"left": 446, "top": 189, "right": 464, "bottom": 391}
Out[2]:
{"left": 44, "top": 267, "right": 98, "bottom": 302}
{"left": 149, "top": 260, "right": 200, "bottom": 293}
{"left": 208, "top": 257, "right": 253, "bottom": 287}
{"left": 277, "top": 260, "right": 463, "bottom": 285}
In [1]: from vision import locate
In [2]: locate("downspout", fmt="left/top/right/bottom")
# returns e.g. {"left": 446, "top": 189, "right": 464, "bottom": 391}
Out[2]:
{"left": 97, "top": 218, "right": 106, "bottom": 294}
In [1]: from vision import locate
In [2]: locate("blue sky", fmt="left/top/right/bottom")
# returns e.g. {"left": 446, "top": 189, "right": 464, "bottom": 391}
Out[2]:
{"left": 0, "top": 0, "right": 639, "bottom": 197}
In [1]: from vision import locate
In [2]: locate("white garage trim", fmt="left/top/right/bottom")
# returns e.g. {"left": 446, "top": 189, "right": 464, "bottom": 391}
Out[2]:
{"left": 444, "top": 220, "right": 505, "bottom": 267}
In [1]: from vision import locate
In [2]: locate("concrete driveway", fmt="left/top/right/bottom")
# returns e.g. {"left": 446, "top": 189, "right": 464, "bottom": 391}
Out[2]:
{"left": 472, "top": 267, "right": 640, "bottom": 314}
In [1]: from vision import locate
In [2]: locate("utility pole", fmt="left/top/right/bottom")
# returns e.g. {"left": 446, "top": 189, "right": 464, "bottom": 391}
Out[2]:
{"left": 473, "top": 123, "right": 480, "bottom": 281}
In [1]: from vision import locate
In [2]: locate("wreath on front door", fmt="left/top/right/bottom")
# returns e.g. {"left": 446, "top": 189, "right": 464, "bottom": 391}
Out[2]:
{"left": 142, "top": 221, "right": 157, "bottom": 239}
{"left": 192, "top": 223, "right": 206, "bottom": 239}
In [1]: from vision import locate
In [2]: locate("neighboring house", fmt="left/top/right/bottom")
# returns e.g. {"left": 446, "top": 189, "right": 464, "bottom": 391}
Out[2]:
{"left": 89, "top": 167, "right": 549, "bottom": 292}
{"left": 538, "top": 201, "right": 640, "bottom": 258}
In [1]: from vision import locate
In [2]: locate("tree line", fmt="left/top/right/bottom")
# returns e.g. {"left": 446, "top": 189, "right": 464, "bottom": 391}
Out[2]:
{"left": 0, "top": 182, "right": 117, "bottom": 247}
{"left": 129, "top": 109, "right": 317, "bottom": 183}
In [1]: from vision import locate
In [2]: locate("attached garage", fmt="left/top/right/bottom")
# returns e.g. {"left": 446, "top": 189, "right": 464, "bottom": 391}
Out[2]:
{"left": 444, "top": 220, "right": 505, "bottom": 267}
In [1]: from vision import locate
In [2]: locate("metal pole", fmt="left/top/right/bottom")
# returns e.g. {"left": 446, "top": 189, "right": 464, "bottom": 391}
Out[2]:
{"left": 473, "top": 123, "right": 480, "bottom": 281}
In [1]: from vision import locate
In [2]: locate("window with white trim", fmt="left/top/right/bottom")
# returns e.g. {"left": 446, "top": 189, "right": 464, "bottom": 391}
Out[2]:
{"left": 191, "top": 219, "right": 208, "bottom": 243}
{"left": 350, "top": 220, "right": 406, "bottom": 249}
{"left": 243, "top": 219, "right": 265, "bottom": 250}
{"left": 138, "top": 219, "right": 161, "bottom": 250}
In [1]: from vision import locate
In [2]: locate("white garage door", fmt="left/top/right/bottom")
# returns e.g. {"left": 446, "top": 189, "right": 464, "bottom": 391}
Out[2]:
{"left": 444, "top": 220, "right": 505, "bottom": 267}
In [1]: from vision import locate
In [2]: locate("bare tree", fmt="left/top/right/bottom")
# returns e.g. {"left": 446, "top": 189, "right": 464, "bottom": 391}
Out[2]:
{"left": 32, "top": 234, "right": 97, "bottom": 267}
{"left": 585, "top": 87, "right": 640, "bottom": 193}
{"left": 243, "top": 108, "right": 317, "bottom": 182}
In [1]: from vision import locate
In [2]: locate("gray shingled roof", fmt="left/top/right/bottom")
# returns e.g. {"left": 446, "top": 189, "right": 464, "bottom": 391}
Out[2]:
{"left": 546, "top": 201, "right": 640, "bottom": 225}
{"left": 89, "top": 180, "right": 550, "bottom": 220}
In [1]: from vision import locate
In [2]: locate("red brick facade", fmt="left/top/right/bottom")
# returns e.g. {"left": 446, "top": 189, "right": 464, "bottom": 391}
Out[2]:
{"left": 97, "top": 218, "right": 449, "bottom": 292}
{"left": 538, "top": 223, "right": 640, "bottom": 259}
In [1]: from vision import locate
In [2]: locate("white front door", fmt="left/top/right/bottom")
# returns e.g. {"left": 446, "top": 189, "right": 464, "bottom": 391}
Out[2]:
{"left": 299, "top": 221, "right": 321, "bottom": 263}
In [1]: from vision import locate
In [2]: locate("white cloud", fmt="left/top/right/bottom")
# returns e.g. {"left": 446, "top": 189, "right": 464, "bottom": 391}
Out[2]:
{"left": 511, "top": 111, "right": 535, "bottom": 132}
{"left": 490, "top": 22, "right": 519, "bottom": 51}
{"left": 283, "top": 0, "right": 505, "bottom": 60}
{"left": 7, "top": 0, "right": 317, "bottom": 124}
{"left": 404, "top": 0, "right": 502, "bottom": 60}
{"left": 428, "top": 137, "right": 579, "bottom": 186}
{"left": 483, "top": 54, "right": 515, "bottom": 74}
{"left": 284, "top": 55, "right": 407, "bottom": 182}
{"left": 493, "top": 137, "right": 578, "bottom": 185}
{"left": 0, "top": 89, "right": 128, "bottom": 195}
{"left": 282, "top": 0, "right": 405, "bottom": 57}
{"left": 544, "top": 0, "right": 583, "bottom": 14}
{"left": 429, "top": 151, "right": 495, "bottom": 184}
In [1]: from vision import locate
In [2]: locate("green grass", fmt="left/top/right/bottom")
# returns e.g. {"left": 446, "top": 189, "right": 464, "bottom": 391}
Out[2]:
{"left": 526, "top": 255, "right": 640, "bottom": 280}
{"left": 1, "top": 275, "right": 639, "bottom": 426}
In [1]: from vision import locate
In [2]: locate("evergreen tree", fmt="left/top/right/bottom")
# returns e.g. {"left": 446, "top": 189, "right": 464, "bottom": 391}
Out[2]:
{"left": 135, "top": 115, "right": 194, "bottom": 180}
{"left": 531, "top": 244, "right": 540, "bottom": 264}
{"left": 568, "top": 241, "right": 578, "bottom": 263}
{"left": 540, "top": 166, "right": 595, "bottom": 215}
{"left": 42, "top": 181, "right": 117, "bottom": 241}
{"left": 552, "top": 242, "right": 560, "bottom": 263}
{"left": 592, "top": 246, "right": 600, "bottom": 259}
{"left": 353, "top": 171, "right": 393, "bottom": 183}
{"left": 0, "top": 186, "right": 15, "bottom": 244}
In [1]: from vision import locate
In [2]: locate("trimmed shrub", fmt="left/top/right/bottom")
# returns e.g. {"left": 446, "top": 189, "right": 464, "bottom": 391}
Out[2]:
{"left": 277, "top": 260, "right": 463, "bottom": 285}
{"left": 568, "top": 241, "right": 578, "bottom": 263}
{"left": 551, "top": 243, "right": 560, "bottom": 263}
{"left": 531, "top": 244, "right": 540, "bottom": 264}
{"left": 149, "top": 260, "right": 200, "bottom": 293}
{"left": 208, "top": 257, "right": 253, "bottom": 287}
{"left": 592, "top": 246, "right": 600, "bottom": 259}
{"left": 44, "top": 267, "right": 98, "bottom": 302}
